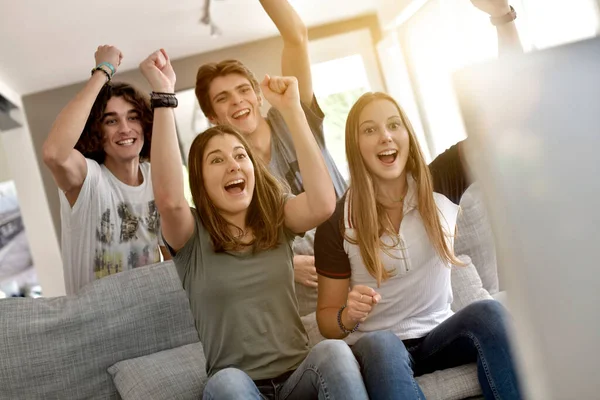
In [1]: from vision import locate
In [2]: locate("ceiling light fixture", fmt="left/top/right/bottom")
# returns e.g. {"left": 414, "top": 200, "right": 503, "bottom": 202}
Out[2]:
{"left": 200, "top": 0, "right": 223, "bottom": 38}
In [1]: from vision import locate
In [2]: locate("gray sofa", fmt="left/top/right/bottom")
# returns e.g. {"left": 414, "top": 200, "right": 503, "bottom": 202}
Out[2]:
{"left": 0, "top": 184, "right": 499, "bottom": 399}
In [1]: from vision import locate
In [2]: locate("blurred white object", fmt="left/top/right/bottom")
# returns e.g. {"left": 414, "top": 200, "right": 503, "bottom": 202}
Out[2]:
{"left": 454, "top": 36, "right": 600, "bottom": 400}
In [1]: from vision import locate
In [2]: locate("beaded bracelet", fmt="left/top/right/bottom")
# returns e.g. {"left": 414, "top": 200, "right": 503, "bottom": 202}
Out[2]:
{"left": 337, "top": 305, "right": 360, "bottom": 334}
{"left": 96, "top": 62, "right": 116, "bottom": 76}
{"left": 91, "top": 66, "right": 111, "bottom": 83}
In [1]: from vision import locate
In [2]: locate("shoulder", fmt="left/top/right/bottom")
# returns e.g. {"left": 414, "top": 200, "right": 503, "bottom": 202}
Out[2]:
{"left": 429, "top": 141, "right": 462, "bottom": 170}
{"left": 315, "top": 196, "right": 350, "bottom": 278}
{"left": 86, "top": 158, "right": 102, "bottom": 176}
{"left": 319, "top": 196, "right": 346, "bottom": 234}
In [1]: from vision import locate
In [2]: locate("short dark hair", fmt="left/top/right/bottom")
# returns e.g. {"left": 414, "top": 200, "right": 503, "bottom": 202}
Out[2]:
{"left": 195, "top": 59, "right": 261, "bottom": 118}
{"left": 76, "top": 82, "right": 153, "bottom": 164}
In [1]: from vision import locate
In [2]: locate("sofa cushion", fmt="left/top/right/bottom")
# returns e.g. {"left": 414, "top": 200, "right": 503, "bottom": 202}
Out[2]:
{"left": 451, "top": 255, "right": 492, "bottom": 312}
{"left": 0, "top": 261, "right": 200, "bottom": 399}
{"left": 416, "top": 363, "right": 482, "bottom": 400}
{"left": 455, "top": 183, "right": 499, "bottom": 294}
{"left": 108, "top": 342, "right": 207, "bottom": 400}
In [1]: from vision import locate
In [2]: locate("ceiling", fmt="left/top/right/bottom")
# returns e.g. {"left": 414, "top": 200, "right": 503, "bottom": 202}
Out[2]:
{"left": 0, "top": 0, "right": 379, "bottom": 95}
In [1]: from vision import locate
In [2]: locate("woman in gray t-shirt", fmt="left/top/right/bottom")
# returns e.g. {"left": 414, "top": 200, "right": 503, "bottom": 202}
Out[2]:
{"left": 140, "top": 50, "right": 368, "bottom": 399}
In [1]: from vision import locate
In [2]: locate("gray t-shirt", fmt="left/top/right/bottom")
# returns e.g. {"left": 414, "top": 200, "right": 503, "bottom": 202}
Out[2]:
{"left": 170, "top": 209, "right": 309, "bottom": 380}
{"left": 266, "top": 97, "right": 347, "bottom": 199}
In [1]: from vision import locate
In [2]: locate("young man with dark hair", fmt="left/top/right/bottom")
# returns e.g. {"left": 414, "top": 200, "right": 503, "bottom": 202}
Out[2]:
{"left": 43, "top": 45, "right": 169, "bottom": 295}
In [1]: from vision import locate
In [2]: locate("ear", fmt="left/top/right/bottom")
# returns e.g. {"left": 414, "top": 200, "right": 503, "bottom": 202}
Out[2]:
{"left": 207, "top": 114, "right": 219, "bottom": 125}
{"left": 257, "top": 94, "right": 263, "bottom": 107}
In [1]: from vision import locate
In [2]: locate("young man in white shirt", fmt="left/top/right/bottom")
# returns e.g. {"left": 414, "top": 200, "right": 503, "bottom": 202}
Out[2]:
{"left": 43, "top": 45, "right": 169, "bottom": 295}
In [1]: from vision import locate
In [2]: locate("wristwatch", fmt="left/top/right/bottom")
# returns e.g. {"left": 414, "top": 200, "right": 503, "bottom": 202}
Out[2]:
{"left": 490, "top": 5, "right": 517, "bottom": 26}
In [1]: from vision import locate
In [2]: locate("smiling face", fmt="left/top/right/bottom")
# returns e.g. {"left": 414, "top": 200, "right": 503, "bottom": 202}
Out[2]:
{"left": 100, "top": 96, "right": 144, "bottom": 163}
{"left": 202, "top": 133, "right": 256, "bottom": 219}
{"left": 357, "top": 99, "right": 410, "bottom": 185}
{"left": 207, "top": 73, "right": 263, "bottom": 135}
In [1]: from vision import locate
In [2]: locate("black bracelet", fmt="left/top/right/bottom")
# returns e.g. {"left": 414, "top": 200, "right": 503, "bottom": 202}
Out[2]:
{"left": 150, "top": 92, "right": 178, "bottom": 109}
{"left": 337, "top": 305, "right": 360, "bottom": 334}
{"left": 91, "top": 67, "right": 111, "bottom": 83}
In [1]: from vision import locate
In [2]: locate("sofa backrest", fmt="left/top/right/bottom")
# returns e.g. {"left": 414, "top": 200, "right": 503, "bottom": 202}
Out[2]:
{"left": 0, "top": 261, "right": 199, "bottom": 399}
{"left": 455, "top": 183, "right": 499, "bottom": 294}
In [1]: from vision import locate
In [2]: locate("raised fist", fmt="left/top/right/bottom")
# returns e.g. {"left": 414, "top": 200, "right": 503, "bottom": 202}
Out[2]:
{"left": 139, "top": 49, "right": 176, "bottom": 93}
{"left": 94, "top": 45, "right": 123, "bottom": 74}
{"left": 470, "top": 0, "right": 511, "bottom": 17}
{"left": 260, "top": 74, "right": 301, "bottom": 111}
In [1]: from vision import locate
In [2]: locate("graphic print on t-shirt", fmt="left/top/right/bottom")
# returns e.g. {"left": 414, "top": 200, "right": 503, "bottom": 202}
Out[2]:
{"left": 118, "top": 203, "right": 140, "bottom": 242}
{"left": 93, "top": 200, "right": 161, "bottom": 279}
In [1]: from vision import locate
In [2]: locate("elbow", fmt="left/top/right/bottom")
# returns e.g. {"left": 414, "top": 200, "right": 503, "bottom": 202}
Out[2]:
{"left": 154, "top": 193, "right": 187, "bottom": 215}
{"left": 285, "top": 24, "right": 308, "bottom": 47}
{"left": 316, "top": 310, "right": 337, "bottom": 339}
{"left": 42, "top": 141, "right": 60, "bottom": 168}
{"left": 315, "top": 192, "right": 336, "bottom": 224}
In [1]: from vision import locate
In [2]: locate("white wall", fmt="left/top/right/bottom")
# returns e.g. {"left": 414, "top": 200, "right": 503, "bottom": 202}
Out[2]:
{"left": 0, "top": 79, "right": 65, "bottom": 297}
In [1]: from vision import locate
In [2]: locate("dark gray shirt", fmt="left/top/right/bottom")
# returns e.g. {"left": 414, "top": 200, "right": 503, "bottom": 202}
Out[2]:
{"left": 266, "top": 98, "right": 347, "bottom": 198}
{"left": 170, "top": 210, "right": 309, "bottom": 380}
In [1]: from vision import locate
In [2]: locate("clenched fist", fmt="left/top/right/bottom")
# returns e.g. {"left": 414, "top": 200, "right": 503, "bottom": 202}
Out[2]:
{"left": 344, "top": 285, "right": 382, "bottom": 325}
{"left": 260, "top": 74, "right": 301, "bottom": 111}
{"left": 94, "top": 45, "right": 122, "bottom": 74}
{"left": 470, "top": 0, "right": 511, "bottom": 17}
{"left": 139, "top": 48, "right": 176, "bottom": 93}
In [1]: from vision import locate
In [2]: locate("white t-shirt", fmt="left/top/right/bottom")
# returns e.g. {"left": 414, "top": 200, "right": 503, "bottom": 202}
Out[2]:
{"left": 59, "top": 159, "right": 162, "bottom": 294}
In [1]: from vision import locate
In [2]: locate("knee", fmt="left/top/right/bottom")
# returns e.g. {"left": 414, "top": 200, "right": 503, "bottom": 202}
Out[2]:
{"left": 461, "top": 300, "right": 509, "bottom": 336}
{"left": 203, "top": 368, "right": 256, "bottom": 400}
{"left": 353, "top": 330, "right": 409, "bottom": 360}
{"left": 313, "top": 339, "right": 355, "bottom": 363}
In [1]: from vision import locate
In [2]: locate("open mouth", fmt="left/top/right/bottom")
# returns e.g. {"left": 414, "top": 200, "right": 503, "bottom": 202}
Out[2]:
{"left": 116, "top": 138, "right": 136, "bottom": 146}
{"left": 224, "top": 178, "right": 246, "bottom": 194}
{"left": 377, "top": 149, "right": 398, "bottom": 164}
{"left": 232, "top": 109, "right": 251, "bottom": 120}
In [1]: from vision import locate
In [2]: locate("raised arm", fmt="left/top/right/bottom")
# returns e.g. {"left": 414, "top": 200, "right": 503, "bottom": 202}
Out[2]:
{"left": 260, "top": 0, "right": 314, "bottom": 104}
{"left": 42, "top": 46, "right": 121, "bottom": 206}
{"left": 471, "top": 0, "right": 523, "bottom": 56}
{"left": 139, "top": 49, "right": 195, "bottom": 251}
{"left": 261, "top": 75, "right": 335, "bottom": 233}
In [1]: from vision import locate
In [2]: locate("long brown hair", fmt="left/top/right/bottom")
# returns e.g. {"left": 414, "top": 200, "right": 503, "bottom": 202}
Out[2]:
{"left": 345, "top": 92, "right": 461, "bottom": 286}
{"left": 187, "top": 125, "right": 285, "bottom": 252}
{"left": 76, "top": 82, "right": 153, "bottom": 164}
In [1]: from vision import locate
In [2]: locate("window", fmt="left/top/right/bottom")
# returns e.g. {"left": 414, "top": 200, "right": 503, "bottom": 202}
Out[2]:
{"left": 309, "top": 29, "right": 385, "bottom": 180}
{"left": 393, "top": 0, "right": 600, "bottom": 158}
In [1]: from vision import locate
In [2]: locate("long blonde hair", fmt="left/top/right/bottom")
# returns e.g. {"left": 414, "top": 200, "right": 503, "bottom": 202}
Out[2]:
{"left": 345, "top": 92, "right": 461, "bottom": 286}
{"left": 187, "top": 125, "right": 285, "bottom": 252}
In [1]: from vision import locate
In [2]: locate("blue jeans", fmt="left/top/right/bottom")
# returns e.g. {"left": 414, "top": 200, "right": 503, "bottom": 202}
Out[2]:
{"left": 351, "top": 300, "right": 523, "bottom": 400}
{"left": 202, "top": 339, "right": 368, "bottom": 399}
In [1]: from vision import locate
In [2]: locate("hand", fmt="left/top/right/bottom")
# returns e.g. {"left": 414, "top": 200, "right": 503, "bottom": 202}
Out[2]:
{"left": 470, "top": 0, "right": 511, "bottom": 17}
{"left": 139, "top": 49, "right": 176, "bottom": 93}
{"left": 260, "top": 75, "right": 301, "bottom": 111}
{"left": 345, "top": 285, "right": 382, "bottom": 324}
{"left": 94, "top": 45, "right": 123, "bottom": 73}
{"left": 293, "top": 255, "right": 318, "bottom": 288}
